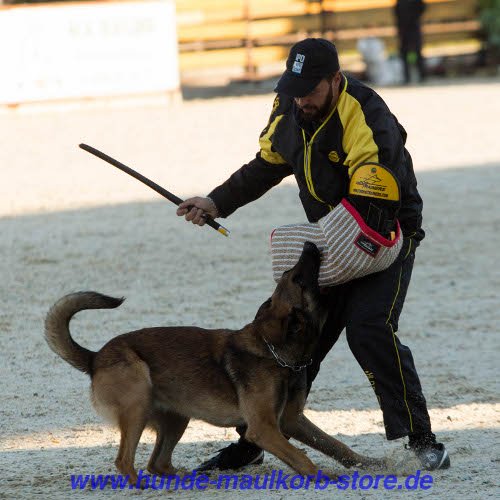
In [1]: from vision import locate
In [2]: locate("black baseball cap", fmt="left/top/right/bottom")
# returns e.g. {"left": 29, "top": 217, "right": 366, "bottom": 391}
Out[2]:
{"left": 274, "top": 38, "right": 340, "bottom": 98}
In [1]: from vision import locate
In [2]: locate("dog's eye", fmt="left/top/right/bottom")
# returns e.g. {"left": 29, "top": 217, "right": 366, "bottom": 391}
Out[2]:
{"left": 286, "top": 307, "right": 305, "bottom": 336}
{"left": 292, "top": 275, "right": 306, "bottom": 288}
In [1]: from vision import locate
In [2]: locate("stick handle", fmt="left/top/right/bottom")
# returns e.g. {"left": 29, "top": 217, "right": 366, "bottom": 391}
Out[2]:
{"left": 79, "top": 144, "right": 229, "bottom": 237}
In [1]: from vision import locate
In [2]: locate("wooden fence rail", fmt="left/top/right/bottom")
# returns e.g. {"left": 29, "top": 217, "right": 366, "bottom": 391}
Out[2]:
{"left": 176, "top": 0, "right": 480, "bottom": 77}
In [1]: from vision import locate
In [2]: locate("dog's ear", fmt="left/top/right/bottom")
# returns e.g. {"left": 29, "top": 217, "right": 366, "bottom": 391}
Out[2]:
{"left": 256, "top": 299, "right": 290, "bottom": 345}
{"left": 256, "top": 300, "right": 309, "bottom": 345}
{"left": 254, "top": 297, "right": 272, "bottom": 320}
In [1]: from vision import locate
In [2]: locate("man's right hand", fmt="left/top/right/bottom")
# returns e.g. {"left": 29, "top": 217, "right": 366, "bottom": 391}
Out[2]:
{"left": 176, "top": 197, "right": 219, "bottom": 226}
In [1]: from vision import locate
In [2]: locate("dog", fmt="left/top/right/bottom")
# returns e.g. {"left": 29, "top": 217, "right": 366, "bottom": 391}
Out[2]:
{"left": 45, "top": 242, "right": 381, "bottom": 484}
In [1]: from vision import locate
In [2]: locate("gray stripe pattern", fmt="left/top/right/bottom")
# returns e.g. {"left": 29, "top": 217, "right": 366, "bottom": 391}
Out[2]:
{"left": 271, "top": 202, "right": 403, "bottom": 286}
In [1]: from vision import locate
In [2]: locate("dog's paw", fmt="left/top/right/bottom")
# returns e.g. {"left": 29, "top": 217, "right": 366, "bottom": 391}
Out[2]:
{"left": 362, "top": 456, "right": 389, "bottom": 471}
{"left": 147, "top": 464, "right": 179, "bottom": 477}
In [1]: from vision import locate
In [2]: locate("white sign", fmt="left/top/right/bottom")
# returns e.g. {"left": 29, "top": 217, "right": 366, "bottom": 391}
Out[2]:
{"left": 0, "top": 0, "right": 179, "bottom": 104}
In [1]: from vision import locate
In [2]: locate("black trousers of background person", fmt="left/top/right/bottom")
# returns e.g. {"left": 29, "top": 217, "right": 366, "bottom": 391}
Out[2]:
{"left": 397, "top": 25, "right": 426, "bottom": 83}
{"left": 237, "top": 236, "right": 432, "bottom": 443}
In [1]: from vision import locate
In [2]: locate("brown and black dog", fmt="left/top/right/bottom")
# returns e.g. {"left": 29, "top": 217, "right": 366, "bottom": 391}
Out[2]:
{"left": 45, "top": 242, "right": 382, "bottom": 484}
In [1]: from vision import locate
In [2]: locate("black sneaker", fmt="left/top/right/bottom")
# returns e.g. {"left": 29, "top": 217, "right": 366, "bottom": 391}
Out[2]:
{"left": 409, "top": 442, "right": 450, "bottom": 470}
{"left": 197, "top": 440, "right": 264, "bottom": 471}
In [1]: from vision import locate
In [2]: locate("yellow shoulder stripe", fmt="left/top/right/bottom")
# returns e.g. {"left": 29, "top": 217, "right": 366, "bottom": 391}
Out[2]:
{"left": 337, "top": 93, "right": 379, "bottom": 177}
{"left": 259, "top": 115, "right": 287, "bottom": 165}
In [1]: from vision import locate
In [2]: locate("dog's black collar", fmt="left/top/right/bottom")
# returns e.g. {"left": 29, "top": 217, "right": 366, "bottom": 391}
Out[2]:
{"left": 263, "top": 338, "right": 312, "bottom": 372}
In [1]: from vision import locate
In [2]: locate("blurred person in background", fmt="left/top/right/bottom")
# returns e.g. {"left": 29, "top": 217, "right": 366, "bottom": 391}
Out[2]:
{"left": 177, "top": 38, "right": 449, "bottom": 472}
{"left": 395, "top": 0, "right": 427, "bottom": 83}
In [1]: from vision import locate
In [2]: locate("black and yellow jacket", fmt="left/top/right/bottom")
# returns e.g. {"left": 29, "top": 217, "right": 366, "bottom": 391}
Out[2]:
{"left": 209, "top": 74, "right": 424, "bottom": 241}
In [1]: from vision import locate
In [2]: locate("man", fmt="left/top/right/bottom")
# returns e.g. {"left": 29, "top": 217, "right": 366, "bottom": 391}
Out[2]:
{"left": 395, "top": 0, "right": 426, "bottom": 83}
{"left": 177, "top": 38, "right": 449, "bottom": 471}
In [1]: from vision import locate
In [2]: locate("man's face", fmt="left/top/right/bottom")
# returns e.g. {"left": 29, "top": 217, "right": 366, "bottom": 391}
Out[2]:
{"left": 294, "top": 72, "right": 341, "bottom": 122}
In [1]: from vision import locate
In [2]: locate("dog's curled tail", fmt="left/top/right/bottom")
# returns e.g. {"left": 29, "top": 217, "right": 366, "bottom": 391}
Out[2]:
{"left": 44, "top": 291, "right": 125, "bottom": 374}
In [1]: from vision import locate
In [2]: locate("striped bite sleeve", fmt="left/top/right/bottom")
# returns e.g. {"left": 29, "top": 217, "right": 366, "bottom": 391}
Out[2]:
{"left": 271, "top": 199, "right": 403, "bottom": 286}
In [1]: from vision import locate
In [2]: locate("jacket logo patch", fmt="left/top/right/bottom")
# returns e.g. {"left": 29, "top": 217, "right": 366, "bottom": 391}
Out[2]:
{"left": 355, "top": 234, "right": 380, "bottom": 257}
{"left": 349, "top": 164, "right": 400, "bottom": 201}
{"left": 328, "top": 150, "right": 340, "bottom": 163}
{"left": 292, "top": 54, "right": 305, "bottom": 74}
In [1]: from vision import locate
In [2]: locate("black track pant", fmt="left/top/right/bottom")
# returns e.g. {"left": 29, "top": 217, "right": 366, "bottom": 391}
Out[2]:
{"left": 306, "top": 236, "right": 432, "bottom": 440}
{"left": 237, "top": 237, "right": 432, "bottom": 442}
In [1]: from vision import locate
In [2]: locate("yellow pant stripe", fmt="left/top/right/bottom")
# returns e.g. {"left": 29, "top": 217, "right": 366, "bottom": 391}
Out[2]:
{"left": 386, "top": 249, "right": 414, "bottom": 432}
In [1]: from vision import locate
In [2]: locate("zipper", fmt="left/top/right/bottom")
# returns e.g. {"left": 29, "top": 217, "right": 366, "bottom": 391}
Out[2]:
{"left": 302, "top": 133, "right": 315, "bottom": 199}
{"left": 301, "top": 115, "right": 336, "bottom": 210}
{"left": 301, "top": 76, "right": 348, "bottom": 210}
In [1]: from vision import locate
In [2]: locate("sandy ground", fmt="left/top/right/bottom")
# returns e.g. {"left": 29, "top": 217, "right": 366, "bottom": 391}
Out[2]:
{"left": 1, "top": 78, "right": 499, "bottom": 499}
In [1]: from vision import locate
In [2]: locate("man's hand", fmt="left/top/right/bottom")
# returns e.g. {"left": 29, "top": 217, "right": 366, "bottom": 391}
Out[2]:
{"left": 176, "top": 197, "right": 218, "bottom": 226}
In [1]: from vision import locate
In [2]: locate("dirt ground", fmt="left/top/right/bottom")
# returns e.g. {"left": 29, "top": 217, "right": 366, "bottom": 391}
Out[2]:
{"left": 0, "top": 77, "right": 499, "bottom": 499}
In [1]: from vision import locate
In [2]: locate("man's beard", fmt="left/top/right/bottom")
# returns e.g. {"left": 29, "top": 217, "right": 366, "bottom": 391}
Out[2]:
{"left": 298, "top": 85, "right": 334, "bottom": 123}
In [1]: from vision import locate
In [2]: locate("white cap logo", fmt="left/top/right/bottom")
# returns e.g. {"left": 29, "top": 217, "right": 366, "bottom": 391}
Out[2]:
{"left": 292, "top": 53, "right": 305, "bottom": 74}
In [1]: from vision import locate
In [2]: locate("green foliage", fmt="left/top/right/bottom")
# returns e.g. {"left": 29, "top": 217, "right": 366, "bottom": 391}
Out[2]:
{"left": 479, "top": 0, "right": 500, "bottom": 52}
